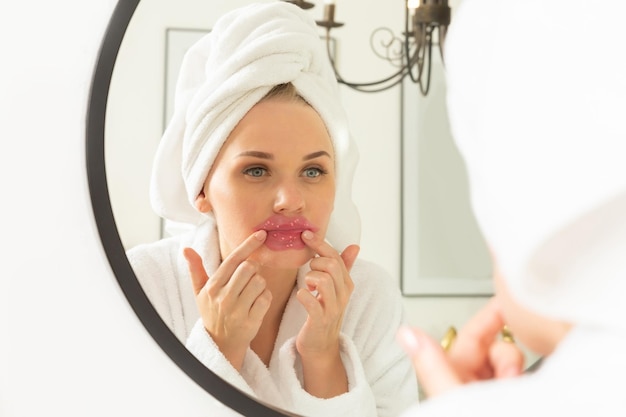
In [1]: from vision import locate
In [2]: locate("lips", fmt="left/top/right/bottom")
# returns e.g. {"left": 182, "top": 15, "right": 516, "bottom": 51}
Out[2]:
{"left": 254, "top": 215, "right": 318, "bottom": 251}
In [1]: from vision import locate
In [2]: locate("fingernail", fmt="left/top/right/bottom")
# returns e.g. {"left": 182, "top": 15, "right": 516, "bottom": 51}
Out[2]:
{"left": 302, "top": 230, "right": 314, "bottom": 240}
{"left": 500, "top": 366, "right": 520, "bottom": 378}
{"left": 254, "top": 230, "right": 267, "bottom": 240}
{"left": 397, "top": 326, "right": 421, "bottom": 353}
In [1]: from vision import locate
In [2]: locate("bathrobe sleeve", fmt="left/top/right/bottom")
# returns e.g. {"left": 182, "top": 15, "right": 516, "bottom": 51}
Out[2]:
{"left": 274, "top": 334, "right": 378, "bottom": 417}
{"left": 188, "top": 318, "right": 298, "bottom": 410}
{"left": 185, "top": 319, "right": 261, "bottom": 398}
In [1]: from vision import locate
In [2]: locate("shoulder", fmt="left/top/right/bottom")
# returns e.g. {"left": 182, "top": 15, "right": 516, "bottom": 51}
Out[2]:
{"left": 349, "top": 257, "right": 400, "bottom": 300}
{"left": 125, "top": 233, "right": 196, "bottom": 288}
{"left": 126, "top": 232, "right": 191, "bottom": 269}
{"left": 344, "top": 257, "right": 404, "bottom": 326}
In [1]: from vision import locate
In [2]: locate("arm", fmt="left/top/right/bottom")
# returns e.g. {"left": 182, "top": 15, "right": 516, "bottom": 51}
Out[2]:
{"left": 183, "top": 230, "right": 272, "bottom": 371}
{"left": 294, "top": 231, "right": 360, "bottom": 398}
{"left": 277, "top": 256, "right": 418, "bottom": 417}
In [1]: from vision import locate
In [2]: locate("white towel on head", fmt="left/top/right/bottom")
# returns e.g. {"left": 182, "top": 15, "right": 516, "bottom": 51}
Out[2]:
{"left": 445, "top": 0, "right": 626, "bottom": 330}
{"left": 150, "top": 1, "right": 360, "bottom": 251}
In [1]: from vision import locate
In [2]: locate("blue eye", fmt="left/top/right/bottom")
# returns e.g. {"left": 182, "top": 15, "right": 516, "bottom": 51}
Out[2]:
{"left": 244, "top": 167, "right": 267, "bottom": 177}
{"left": 303, "top": 167, "right": 324, "bottom": 178}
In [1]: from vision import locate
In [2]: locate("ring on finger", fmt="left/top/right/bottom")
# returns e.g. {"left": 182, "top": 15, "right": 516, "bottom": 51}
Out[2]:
{"left": 440, "top": 326, "right": 457, "bottom": 352}
{"left": 501, "top": 325, "right": 515, "bottom": 343}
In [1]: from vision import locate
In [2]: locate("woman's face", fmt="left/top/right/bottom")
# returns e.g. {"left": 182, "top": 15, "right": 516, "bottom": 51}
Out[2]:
{"left": 196, "top": 98, "right": 336, "bottom": 270}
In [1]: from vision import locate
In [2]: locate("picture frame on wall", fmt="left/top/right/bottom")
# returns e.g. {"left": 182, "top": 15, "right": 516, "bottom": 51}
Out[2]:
{"left": 400, "top": 50, "right": 493, "bottom": 297}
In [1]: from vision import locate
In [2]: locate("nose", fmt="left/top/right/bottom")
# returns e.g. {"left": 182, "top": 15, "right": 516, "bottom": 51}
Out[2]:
{"left": 273, "top": 179, "right": 305, "bottom": 213}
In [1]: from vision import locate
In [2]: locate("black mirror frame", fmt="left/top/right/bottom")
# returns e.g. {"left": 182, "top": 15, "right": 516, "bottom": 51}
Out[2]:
{"left": 85, "top": 1, "right": 293, "bottom": 416}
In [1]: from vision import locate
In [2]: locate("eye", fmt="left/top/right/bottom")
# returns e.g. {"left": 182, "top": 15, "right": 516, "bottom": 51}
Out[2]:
{"left": 302, "top": 167, "right": 326, "bottom": 178}
{"left": 243, "top": 166, "right": 267, "bottom": 178}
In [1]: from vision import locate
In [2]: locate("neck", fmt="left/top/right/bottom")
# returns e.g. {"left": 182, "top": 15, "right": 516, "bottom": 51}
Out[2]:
{"left": 261, "top": 265, "right": 299, "bottom": 319}
{"left": 251, "top": 266, "right": 299, "bottom": 366}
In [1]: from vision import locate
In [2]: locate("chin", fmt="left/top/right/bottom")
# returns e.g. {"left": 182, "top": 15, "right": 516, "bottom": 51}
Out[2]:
{"left": 255, "top": 246, "right": 314, "bottom": 270}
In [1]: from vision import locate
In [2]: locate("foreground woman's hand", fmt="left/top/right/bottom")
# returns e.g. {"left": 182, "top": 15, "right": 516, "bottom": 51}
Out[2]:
{"left": 396, "top": 297, "right": 525, "bottom": 398}
{"left": 296, "top": 230, "right": 360, "bottom": 398}
{"left": 183, "top": 230, "right": 272, "bottom": 371}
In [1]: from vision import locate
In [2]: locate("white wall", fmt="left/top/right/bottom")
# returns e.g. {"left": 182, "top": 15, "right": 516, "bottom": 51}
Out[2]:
{"left": 2, "top": 1, "right": 240, "bottom": 416}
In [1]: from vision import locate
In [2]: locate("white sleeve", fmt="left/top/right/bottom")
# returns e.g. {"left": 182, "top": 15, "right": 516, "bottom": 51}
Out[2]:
{"left": 275, "top": 334, "right": 377, "bottom": 417}
{"left": 186, "top": 319, "right": 290, "bottom": 410}
{"left": 185, "top": 319, "right": 256, "bottom": 397}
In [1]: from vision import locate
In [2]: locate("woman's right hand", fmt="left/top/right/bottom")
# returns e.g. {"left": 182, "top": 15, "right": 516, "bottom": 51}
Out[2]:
{"left": 183, "top": 230, "right": 272, "bottom": 371}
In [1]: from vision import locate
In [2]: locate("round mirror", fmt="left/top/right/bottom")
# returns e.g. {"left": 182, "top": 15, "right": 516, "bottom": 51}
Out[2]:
{"left": 87, "top": 0, "right": 493, "bottom": 415}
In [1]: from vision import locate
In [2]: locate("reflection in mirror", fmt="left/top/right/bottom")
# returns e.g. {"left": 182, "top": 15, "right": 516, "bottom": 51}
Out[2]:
{"left": 105, "top": 1, "right": 421, "bottom": 416}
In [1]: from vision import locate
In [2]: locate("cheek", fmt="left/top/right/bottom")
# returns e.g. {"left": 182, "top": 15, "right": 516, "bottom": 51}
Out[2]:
{"left": 210, "top": 186, "right": 261, "bottom": 256}
{"left": 311, "top": 188, "right": 335, "bottom": 231}
{"left": 208, "top": 176, "right": 257, "bottom": 219}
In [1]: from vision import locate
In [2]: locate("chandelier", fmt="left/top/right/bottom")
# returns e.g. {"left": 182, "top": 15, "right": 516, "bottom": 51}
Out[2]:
{"left": 284, "top": 0, "right": 451, "bottom": 95}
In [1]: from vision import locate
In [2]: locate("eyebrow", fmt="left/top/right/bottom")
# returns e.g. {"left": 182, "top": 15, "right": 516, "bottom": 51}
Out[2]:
{"left": 237, "top": 150, "right": 331, "bottom": 161}
{"left": 237, "top": 151, "right": 273, "bottom": 159}
{"left": 303, "top": 150, "right": 331, "bottom": 161}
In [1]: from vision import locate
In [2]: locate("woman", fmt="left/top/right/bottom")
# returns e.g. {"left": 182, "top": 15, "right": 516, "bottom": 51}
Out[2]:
{"left": 127, "top": 3, "right": 417, "bottom": 416}
{"left": 397, "top": 0, "right": 626, "bottom": 415}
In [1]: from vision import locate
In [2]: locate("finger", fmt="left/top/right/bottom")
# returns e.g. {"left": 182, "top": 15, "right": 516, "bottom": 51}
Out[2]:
{"left": 301, "top": 230, "right": 341, "bottom": 260}
{"left": 308, "top": 255, "right": 353, "bottom": 305}
{"left": 396, "top": 326, "right": 462, "bottom": 398}
{"left": 302, "top": 230, "right": 359, "bottom": 290}
{"left": 304, "top": 271, "right": 337, "bottom": 309}
{"left": 183, "top": 247, "right": 209, "bottom": 296}
{"left": 489, "top": 340, "right": 525, "bottom": 378}
{"left": 340, "top": 244, "right": 360, "bottom": 273}
{"left": 212, "top": 230, "right": 267, "bottom": 287}
{"left": 296, "top": 287, "right": 324, "bottom": 318}
{"left": 237, "top": 272, "right": 268, "bottom": 309}
{"left": 224, "top": 260, "right": 260, "bottom": 298}
{"left": 451, "top": 297, "right": 506, "bottom": 359}
{"left": 248, "top": 289, "right": 272, "bottom": 323}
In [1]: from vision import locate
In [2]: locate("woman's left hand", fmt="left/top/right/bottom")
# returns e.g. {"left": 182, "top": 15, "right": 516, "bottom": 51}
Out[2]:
{"left": 396, "top": 297, "right": 525, "bottom": 398}
{"left": 295, "top": 229, "right": 360, "bottom": 397}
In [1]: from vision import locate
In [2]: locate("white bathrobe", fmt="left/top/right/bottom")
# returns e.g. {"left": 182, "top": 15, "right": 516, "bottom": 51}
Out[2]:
{"left": 127, "top": 220, "right": 418, "bottom": 417}
{"left": 128, "top": 3, "right": 418, "bottom": 415}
